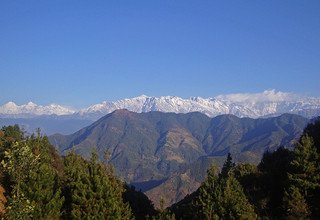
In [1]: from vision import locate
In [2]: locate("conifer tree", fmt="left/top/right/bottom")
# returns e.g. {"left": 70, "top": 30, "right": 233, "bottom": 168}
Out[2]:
{"left": 23, "top": 133, "right": 64, "bottom": 219}
{"left": 25, "top": 163, "right": 64, "bottom": 219}
{"left": 284, "top": 186, "right": 309, "bottom": 219}
{"left": 216, "top": 172, "right": 256, "bottom": 219}
{"left": 193, "top": 165, "right": 219, "bottom": 219}
{"left": 220, "top": 153, "right": 235, "bottom": 178}
{"left": 258, "top": 147, "right": 293, "bottom": 217}
{"left": 123, "top": 185, "right": 157, "bottom": 219}
{"left": 193, "top": 155, "right": 256, "bottom": 219}
{"left": 288, "top": 135, "right": 320, "bottom": 217}
{"left": 63, "top": 150, "right": 133, "bottom": 219}
{"left": 151, "top": 198, "right": 175, "bottom": 220}
{"left": 302, "top": 118, "right": 320, "bottom": 151}
{"left": 0, "top": 127, "right": 64, "bottom": 219}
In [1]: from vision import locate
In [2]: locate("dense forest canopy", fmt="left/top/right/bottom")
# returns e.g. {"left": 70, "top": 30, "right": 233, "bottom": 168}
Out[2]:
{"left": 0, "top": 118, "right": 319, "bottom": 219}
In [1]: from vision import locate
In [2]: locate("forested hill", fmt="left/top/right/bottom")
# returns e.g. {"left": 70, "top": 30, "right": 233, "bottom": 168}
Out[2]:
{"left": 170, "top": 118, "right": 320, "bottom": 219}
{"left": 49, "top": 110, "right": 309, "bottom": 206}
{"left": 0, "top": 125, "right": 156, "bottom": 219}
{"left": 1, "top": 119, "right": 319, "bottom": 219}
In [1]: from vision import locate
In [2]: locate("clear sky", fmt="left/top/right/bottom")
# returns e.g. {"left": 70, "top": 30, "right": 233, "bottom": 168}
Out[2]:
{"left": 1, "top": 0, "right": 319, "bottom": 108}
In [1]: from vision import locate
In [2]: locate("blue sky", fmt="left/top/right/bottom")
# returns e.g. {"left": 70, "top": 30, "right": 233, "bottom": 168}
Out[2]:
{"left": 1, "top": 1, "right": 319, "bottom": 108}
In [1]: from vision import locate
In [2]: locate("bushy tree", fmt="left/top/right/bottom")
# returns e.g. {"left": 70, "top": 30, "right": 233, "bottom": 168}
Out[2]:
{"left": 192, "top": 154, "right": 256, "bottom": 219}
{"left": 123, "top": 185, "right": 157, "bottom": 219}
{"left": 302, "top": 118, "right": 320, "bottom": 151}
{"left": 0, "top": 127, "right": 64, "bottom": 219}
{"left": 24, "top": 133, "right": 64, "bottom": 219}
{"left": 1, "top": 141, "right": 38, "bottom": 219}
{"left": 287, "top": 135, "right": 320, "bottom": 218}
{"left": 150, "top": 198, "right": 175, "bottom": 220}
{"left": 216, "top": 172, "right": 256, "bottom": 219}
{"left": 283, "top": 186, "right": 309, "bottom": 219}
{"left": 63, "top": 150, "right": 133, "bottom": 219}
{"left": 193, "top": 165, "right": 219, "bottom": 219}
{"left": 257, "top": 147, "right": 293, "bottom": 217}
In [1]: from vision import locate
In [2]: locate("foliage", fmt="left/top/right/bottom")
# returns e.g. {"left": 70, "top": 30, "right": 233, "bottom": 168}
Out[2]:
{"left": 220, "top": 153, "right": 235, "bottom": 178}
{"left": 192, "top": 155, "right": 256, "bottom": 219}
{"left": 50, "top": 112, "right": 309, "bottom": 206}
{"left": 283, "top": 186, "right": 310, "bottom": 219}
{"left": 0, "top": 117, "right": 319, "bottom": 219}
{"left": 287, "top": 134, "right": 320, "bottom": 218}
{"left": 63, "top": 150, "right": 133, "bottom": 219}
{"left": 25, "top": 133, "right": 64, "bottom": 219}
{"left": 1, "top": 140, "right": 38, "bottom": 219}
{"left": 123, "top": 185, "right": 157, "bottom": 219}
{"left": 193, "top": 165, "right": 219, "bottom": 219}
{"left": 0, "top": 126, "right": 64, "bottom": 219}
{"left": 0, "top": 185, "right": 6, "bottom": 217}
{"left": 150, "top": 198, "right": 175, "bottom": 220}
{"left": 257, "top": 147, "right": 293, "bottom": 217}
{"left": 0, "top": 126, "right": 137, "bottom": 219}
{"left": 302, "top": 117, "right": 320, "bottom": 150}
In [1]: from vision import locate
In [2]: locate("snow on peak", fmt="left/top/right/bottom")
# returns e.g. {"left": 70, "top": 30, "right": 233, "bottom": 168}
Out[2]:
{"left": 0, "top": 101, "right": 75, "bottom": 116}
{"left": 79, "top": 90, "right": 320, "bottom": 119}
{"left": 4, "top": 101, "right": 18, "bottom": 107}
{"left": 1, "top": 90, "right": 320, "bottom": 119}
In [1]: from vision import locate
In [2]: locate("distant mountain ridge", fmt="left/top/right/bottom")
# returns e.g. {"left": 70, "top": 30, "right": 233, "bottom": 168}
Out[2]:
{"left": 49, "top": 110, "right": 309, "bottom": 207}
{"left": 1, "top": 90, "right": 319, "bottom": 135}
{"left": 0, "top": 101, "right": 75, "bottom": 117}
{"left": 2, "top": 90, "right": 320, "bottom": 120}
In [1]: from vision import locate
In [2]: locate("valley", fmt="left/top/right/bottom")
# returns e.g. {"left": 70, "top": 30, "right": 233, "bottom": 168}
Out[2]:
{"left": 49, "top": 110, "right": 309, "bottom": 207}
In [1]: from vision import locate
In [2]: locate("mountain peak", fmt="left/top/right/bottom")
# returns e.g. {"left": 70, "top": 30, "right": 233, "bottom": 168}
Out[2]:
{"left": 0, "top": 102, "right": 75, "bottom": 116}
{"left": 112, "top": 109, "right": 132, "bottom": 115}
{"left": 137, "top": 94, "right": 149, "bottom": 98}
{"left": 1, "top": 90, "right": 320, "bottom": 119}
{"left": 79, "top": 91, "right": 320, "bottom": 119}
{"left": 4, "top": 101, "right": 17, "bottom": 107}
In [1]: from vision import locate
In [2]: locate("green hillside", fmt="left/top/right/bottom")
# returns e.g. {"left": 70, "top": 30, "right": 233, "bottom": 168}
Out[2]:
{"left": 49, "top": 110, "right": 308, "bottom": 206}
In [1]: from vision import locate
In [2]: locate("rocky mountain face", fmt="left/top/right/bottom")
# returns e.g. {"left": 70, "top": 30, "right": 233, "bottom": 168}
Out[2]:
{"left": 49, "top": 110, "right": 309, "bottom": 207}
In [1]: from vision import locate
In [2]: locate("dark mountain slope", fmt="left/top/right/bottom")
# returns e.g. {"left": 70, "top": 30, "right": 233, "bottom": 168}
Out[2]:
{"left": 49, "top": 110, "right": 309, "bottom": 206}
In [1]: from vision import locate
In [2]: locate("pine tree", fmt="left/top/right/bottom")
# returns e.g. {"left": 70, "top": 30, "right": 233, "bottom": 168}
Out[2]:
{"left": 302, "top": 118, "right": 320, "bottom": 151}
{"left": 220, "top": 153, "right": 235, "bottom": 178}
{"left": 23, "top": 133, "right": 64, "bottom": 219}
{"left": 217, "top": 172, "right": 256, "bottom": 219}
{"left": 63, "top": 150, "right": 133, "bottom": 219}
{"left": 258, "top": 147, "right": 293, "bottom": 217}
{"left": 0, "top": 127, "right": 64, "bottom": 219}
{"left": 24, "top": 163, "right": 64, "bottom": 219}
{"left": 288, "top": 135, "right": 320, "bottom": 217}
{"left": 284, "top": 186, "right": 309, "bottom": 219}
{"left": 193, "top": 165, "right": 219, "bottom": 220}
{"left": 123, "top": 185, "right": 157, "bottom": 219}
{"left": 192, "top": 155, "right": 256, "bottom": 219}
{"left": 151, "top": 198, "right": 175, "bottom": 220}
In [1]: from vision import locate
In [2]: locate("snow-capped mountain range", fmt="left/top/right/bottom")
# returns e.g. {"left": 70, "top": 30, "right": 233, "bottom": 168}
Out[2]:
{"left": 0, "top": 101, "right": 75, "bottom": 117}
{"left": 1, "top": 90, "right": 320, "bottom": 119}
